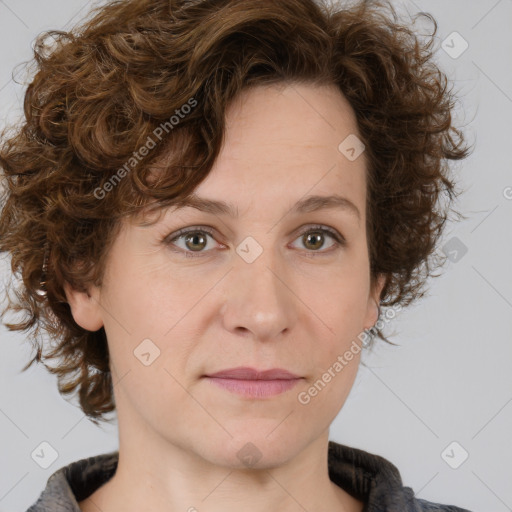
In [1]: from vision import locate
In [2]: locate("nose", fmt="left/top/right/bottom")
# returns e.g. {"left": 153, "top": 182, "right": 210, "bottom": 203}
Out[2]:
{"left": 220, "top": 244, "right": 297, "bottom": 342}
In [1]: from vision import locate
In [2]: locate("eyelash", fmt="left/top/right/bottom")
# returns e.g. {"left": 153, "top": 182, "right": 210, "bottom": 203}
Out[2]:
{"left": 163, "top": 224, "right": 346, "bottom": 259}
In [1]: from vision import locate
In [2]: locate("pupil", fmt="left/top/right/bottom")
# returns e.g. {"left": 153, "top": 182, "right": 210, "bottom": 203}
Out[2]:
{"left": 187, "top": 233, "right": 206, "bottom": 251}
{"left": 307, "top": 233, "right": 323, "bottom": 249}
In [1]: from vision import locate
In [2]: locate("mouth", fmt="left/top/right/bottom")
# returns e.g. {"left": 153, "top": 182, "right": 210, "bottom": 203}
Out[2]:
{"left": 202, "top": 366, "right": 304, "bottom": 398}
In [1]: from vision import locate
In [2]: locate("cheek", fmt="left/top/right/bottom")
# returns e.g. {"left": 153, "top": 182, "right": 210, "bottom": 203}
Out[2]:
{"left": 302, "top": 257, "right": 370, "bottom": 325}
{"left": 295, "top": 344, "right": 361, "bottom": 431}
{"left": 100, "top": 252, "right": 199, "bottom": 335}
{"left": 295, "top": 265, "right": 370, "bottom": 377}
{"left": 100, "top": 256, "right": 216, "bottom": 382}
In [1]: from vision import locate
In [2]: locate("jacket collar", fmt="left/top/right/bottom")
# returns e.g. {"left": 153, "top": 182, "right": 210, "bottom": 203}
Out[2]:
{"left": 26, "top": 441, "right": 453, "bottom": 512}
{"left": 328, "top": 441, "right": 420, "bottom": 512}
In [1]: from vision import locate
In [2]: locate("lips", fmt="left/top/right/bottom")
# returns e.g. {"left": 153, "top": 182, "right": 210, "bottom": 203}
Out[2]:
{"left": 204, "top": 366, "right": 301, "bottom": 380}
{"left": 203, "top": 366, "right": 303, "bottom": 398}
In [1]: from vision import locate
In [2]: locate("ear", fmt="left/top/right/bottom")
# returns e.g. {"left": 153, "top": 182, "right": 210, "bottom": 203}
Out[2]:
{"left": 363, "top": 273, "right": 387, "bottom": 331}
{"left": 63, "top": 281, "right": 104, "bottom": 332}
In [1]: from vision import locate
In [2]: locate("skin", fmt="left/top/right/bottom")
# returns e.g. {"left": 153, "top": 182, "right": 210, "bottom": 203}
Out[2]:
{"left": 65, "top": 82, "right": 386, "bottom": 512}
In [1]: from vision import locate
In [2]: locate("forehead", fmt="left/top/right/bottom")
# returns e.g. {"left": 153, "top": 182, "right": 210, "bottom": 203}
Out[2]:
{"left": 137, "top": 82, "right": 367, "bottom": 226}
{"left": 195, "top": 83, "right": 366, "bottom": 210}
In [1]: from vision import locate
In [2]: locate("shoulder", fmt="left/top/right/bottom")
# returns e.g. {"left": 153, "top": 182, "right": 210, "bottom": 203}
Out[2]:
{"left": 25, "top": 451, "right": 118, "bottom": 511}
{"left": 415, "top": 497, "right": 474, "bottom": 512}
{"left": 327, "top": 441, "right": 473, "bottom": 512}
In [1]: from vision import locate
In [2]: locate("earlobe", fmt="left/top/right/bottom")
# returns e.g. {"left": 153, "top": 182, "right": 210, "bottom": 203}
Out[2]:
{"left": 373, "top": 273, "right": 387, "bottom": 307}
{"left": 363, "top": 274, "right": 387, "bottom": 330}
{"left": 63, "top": 281, "right": 104, "bottom": 332}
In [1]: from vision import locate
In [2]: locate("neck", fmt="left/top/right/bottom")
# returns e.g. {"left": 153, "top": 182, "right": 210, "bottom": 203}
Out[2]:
{"left": 79, "top": 402, "right": 362, "bottom": 512}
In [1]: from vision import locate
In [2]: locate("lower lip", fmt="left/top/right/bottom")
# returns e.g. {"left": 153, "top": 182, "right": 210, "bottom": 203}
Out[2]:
{"left": 204, "top": 377, "right": 302, "bottom": 398}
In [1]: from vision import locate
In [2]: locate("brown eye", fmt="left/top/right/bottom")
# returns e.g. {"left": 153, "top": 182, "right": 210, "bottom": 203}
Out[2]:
{"left": 183, "top": 232, "right": 209, "bottom": 252}
{"left": 302, "top": 232, "right": 326, "bottom": 251}
{"left": 165, "top": 227, "right": 220, "bottom": 258}
{"left": 290, "top": 226, "right": 344, "bottom": 255}
{"left": 164, "top": 224, "right": 345, "bottom": 259}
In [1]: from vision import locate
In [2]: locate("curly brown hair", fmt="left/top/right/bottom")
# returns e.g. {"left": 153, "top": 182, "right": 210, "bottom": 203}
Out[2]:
{"left": 0, "top": 0, "right": 471, "bottom": 424}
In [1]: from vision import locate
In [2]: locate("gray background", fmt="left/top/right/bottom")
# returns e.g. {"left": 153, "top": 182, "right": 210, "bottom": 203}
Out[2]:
{"left": 0, "top": 1, "right": 511, "bottom": 511}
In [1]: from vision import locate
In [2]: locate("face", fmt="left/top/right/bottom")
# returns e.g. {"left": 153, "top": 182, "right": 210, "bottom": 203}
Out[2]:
{"left": 65, "top": 82, "right": 385, "bottom": 469}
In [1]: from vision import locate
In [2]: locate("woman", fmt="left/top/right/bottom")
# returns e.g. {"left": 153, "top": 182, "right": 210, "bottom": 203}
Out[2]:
{"left": 0, "top": 0, "right": 473, "bottom": 510}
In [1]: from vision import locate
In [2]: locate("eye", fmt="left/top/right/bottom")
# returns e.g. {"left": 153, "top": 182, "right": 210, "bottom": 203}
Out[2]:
{"left": 165, "top": 226, "right": 221, "bottom": 258}
{"left": 290, "top": 225, "right": 345, "bottom": 255}
{"left": 163, "top": 224, "right": 345, "bottom": 258}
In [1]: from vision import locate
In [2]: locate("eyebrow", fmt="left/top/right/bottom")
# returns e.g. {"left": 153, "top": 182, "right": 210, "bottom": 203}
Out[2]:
{"left": 170, "top": 193, "right": 361, "bottom": 222}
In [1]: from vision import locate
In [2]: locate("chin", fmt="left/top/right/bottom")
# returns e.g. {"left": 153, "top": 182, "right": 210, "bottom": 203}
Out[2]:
{"left": 203, "top": 429, "right": 307, "bottom": 470}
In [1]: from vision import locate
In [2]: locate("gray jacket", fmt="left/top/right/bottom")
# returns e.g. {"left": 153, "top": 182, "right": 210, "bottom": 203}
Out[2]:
{"left": 26, "top": 440, "right": 473, "bottom": 511}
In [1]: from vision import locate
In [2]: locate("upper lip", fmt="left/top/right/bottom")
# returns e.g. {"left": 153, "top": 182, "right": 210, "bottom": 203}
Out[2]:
{"left": 204, "top": 367, "right": 301, "bottom": 380}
